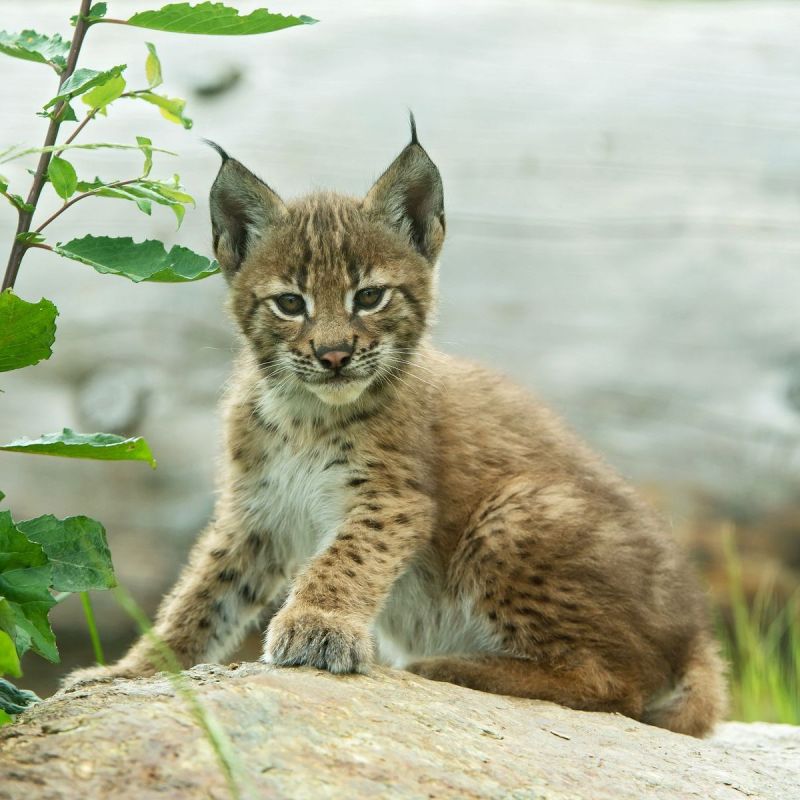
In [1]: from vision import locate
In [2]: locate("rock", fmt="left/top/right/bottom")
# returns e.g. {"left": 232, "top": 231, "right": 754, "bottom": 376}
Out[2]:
{"left": 1, "top": 664, "right": 797, "bottom": 799}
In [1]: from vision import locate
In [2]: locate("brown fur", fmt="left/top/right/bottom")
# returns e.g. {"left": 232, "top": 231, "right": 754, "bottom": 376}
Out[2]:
{"left": 66, "top": 123, "right": 726, "bottom": 737}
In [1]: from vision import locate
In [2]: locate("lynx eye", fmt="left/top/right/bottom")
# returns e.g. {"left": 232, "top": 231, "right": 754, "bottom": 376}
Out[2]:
{"left": 354, "top": 287, "right": 385, "bottom": 311}
{"left": 275, "top": 293, "right": 306, "bottom": 316}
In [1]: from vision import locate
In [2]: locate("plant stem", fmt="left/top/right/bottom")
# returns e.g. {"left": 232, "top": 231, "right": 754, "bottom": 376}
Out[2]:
{"left": 35, "top": 178, "right": 140, "bottom": 233}
{"left": 58, "top": 106, "right": 100, "bottom": 152}
{"left": 80, "top": 591, "right": 106, "bottom": 665}
{"left": 1, "top": 0, "right": 93, "bottom": 292}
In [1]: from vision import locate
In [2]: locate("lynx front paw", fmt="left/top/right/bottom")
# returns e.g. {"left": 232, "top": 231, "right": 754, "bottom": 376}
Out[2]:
{"left": 265, "top": 606, "right": 373, "bottom": 674}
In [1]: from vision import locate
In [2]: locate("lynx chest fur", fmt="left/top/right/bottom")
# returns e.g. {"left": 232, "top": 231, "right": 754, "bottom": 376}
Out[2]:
{"left": 230, "top": 389, "right": 351, "bottom": 571}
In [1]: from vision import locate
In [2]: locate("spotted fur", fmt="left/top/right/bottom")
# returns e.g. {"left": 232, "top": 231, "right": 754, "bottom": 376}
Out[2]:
{"left": 66, "top": 121, "right": 726, "bottom": 737}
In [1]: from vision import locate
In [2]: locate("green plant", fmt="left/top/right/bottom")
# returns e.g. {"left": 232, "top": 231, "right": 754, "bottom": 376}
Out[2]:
{"left": 719, "top": 531, "right": 800, "bottom": 724}
{"left": 0, "top": 1, "right": 315, "bottom": 727}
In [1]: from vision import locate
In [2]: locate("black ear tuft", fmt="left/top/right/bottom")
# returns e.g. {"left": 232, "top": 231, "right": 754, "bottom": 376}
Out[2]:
{"left": 209, "top": 154, "right": 287, "bottom": 280}
{"left": 408, "top": 111, "right": 418, "bottom": 146}
{"left": 203, "top": 139, "right": 230, "bottom": 162}
{"left": 363, "top": 116, "right": 445, "bottom": 264}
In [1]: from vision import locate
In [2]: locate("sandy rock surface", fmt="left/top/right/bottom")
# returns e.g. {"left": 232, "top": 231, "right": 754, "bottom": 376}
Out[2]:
{"left": 1, "top": 664, "right": 797, "bottom": 799}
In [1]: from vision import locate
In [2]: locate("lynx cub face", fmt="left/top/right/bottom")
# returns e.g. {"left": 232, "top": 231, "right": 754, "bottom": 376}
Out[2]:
{"left": 67, "top": 119, "right": 726, "bottom": 740}
{"left": 208, "top": 122, "right": 442, "bottom": 407}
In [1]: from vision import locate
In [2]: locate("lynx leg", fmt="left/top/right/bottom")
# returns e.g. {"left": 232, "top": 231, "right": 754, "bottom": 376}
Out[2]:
{"left": 63, "top": 519, "right": 286, "bottom": 687}
{"left": 433, "top": 477, "right": 670, "bottom": 719}
{"left": 407, "top": 655, "right": 646, "bottom": 717}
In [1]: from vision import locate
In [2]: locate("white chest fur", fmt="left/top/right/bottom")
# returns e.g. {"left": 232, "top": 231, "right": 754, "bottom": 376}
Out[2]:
{"left": 234, "top": 393, "right": 349, "bottom": 574}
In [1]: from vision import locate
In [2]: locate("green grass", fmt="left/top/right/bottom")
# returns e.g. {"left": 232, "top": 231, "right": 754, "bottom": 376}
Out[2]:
{"left": 718, "top": 533, "right": 800, "bottom": 724}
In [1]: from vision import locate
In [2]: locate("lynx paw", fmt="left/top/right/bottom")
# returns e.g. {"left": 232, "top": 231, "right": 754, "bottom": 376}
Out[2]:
{"left": 265, "top": 606, "right": 373, "bottom": 674}
{"left": 60, "top": 662, "right": 151, "bottom": 691}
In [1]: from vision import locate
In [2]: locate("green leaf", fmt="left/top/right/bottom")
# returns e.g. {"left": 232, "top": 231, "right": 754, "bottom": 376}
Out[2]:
{"left": 71, "top": 2, "right": 108, "bottom": 25}
{"left": 44, "top": 65, "right": 126, "bottom": 110}
{"left": 137, "top": 136, "right": 153, "bottom": 177}
{"left": 0, "top": 29, "right": 69, "bottom": 73}
{"left": 0, "top": 290, "right": 57, "bottom": 372}
{"left": 0, "top": 511, "right": 57, "bottom": 662}
{"left": 0, "top": 708, "right": 12, "bottom": 726}
{"left": 15, "top": 232, "right": 46, "bottom": 246}
{"left": 0, "top": 678, "right": 40, "bottom": 715}
{"left": 79, "top": 181, "right": 153, "bottom": 215}
{"left": 76, "top": 176, "right": 195, "bottom": 227}
{"left": 54, "top": 235, "right": 219, "bottom": 283}
{"left": 145, "top": 42, "right": 162, "bottom": 88}
{"left": 17, "top": 516, "right": 116, "bottom": 593}
{"left": 4, "top": 194, "right": 34, "bottom": 213}
{"left": 0, "top": 141, "right": 175, "bottom": 165}
{"left": 135, "top": 91, "right": 193, "bottom": 129}
{"left": 47, "top": 156, "right": 78, "bottom": 200}
{"left": 0, "top": 628, "right": 20, "bottom": 678}
{"left": 124, "top": 3, "right": 317, "bottom": 36}
{"left": 81, "top": 73, "right": 126, "bottom": 111}
{"left": 0, "top": 428, "right": 157, "bottom": 468}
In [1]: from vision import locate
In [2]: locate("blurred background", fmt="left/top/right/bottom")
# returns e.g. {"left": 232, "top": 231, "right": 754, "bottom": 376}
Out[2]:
{"left": 1, "top": 0, "right": 798, "bottom": 717}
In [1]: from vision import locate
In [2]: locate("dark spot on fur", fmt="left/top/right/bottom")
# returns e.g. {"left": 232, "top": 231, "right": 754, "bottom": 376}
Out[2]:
{"left": 324, "top": 458, "right": 348, "bottom": 470}
{"left": 198, "top": 617, "right": 211, "bottom": 629}
{"left": 347, "top": 550, "right": 364, "bottom": 565}
{"left": 344, "top": 568, "right": 356, "bottom": 578}
{"left": 394, "top": 513, "right": 410, "bottom": 525}
{"left": 210, "top": 548, "right": 228, "bottom": 559}
{"left": 528, "top": 574, "right": 545, "bottom": 586}
{"left": 374, "top": 541, "right": 388, "bottom": 552}
{"left": 218, "top": 569, "right": 238, "bottom": 583}
{"left": 363, "top": 519, "right": 383, "bottom": 530}
{"left": 349, "top": 477, "right": 368, "bottom": 487}
{"left": 240, "top": 584, "right": 258, "bottom": 604}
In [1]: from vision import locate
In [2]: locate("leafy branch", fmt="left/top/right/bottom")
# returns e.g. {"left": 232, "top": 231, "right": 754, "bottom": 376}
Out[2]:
{"left": 2, "top": 0, "right": 93, "bottom": 291}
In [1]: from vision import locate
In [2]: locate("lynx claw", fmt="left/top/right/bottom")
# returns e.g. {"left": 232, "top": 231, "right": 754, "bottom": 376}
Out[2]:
{"left": 265, "top": 606, "right": 373, "bottom": 674}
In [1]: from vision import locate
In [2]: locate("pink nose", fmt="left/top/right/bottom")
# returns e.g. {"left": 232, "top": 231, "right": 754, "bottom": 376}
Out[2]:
{"left": 316, "top": 349, "right": 352, "bottom": 370}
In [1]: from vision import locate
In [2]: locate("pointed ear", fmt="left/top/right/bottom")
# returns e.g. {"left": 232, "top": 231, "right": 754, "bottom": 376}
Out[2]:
{"left": 363, "top": 119, "right": 445, "bottom": 264}
{"left": 207, "top": 142, "right": 287, "bottom": 280}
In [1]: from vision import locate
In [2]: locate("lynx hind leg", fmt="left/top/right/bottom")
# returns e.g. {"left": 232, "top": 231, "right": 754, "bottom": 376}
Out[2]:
{"left": 438, "top": 478, "right": 659, "bottom": 720}
{"left": 407, "top": 655, "right": 646, "bottom": 718}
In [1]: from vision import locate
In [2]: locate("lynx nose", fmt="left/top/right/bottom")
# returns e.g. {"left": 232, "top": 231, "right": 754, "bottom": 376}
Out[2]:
{"left": 315, "top": 343, "right": 353, "bottom": 370}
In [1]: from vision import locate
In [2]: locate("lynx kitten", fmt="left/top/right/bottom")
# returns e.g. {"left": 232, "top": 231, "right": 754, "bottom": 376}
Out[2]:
{"left": 67, "top": 119, "right": 725, "bottom": 737}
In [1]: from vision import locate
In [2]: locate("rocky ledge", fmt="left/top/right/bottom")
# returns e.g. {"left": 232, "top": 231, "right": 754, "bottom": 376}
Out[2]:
{"left": 0, "top": 663, "right": 797, "bottom": 799}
